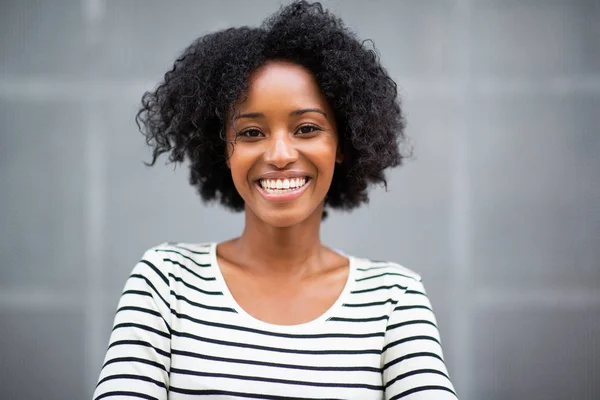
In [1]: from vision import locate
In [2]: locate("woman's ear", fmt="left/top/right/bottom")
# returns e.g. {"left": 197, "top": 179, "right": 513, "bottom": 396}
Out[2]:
{"left": 336, "top": 147, "right": 344, "bottom": 164}
{"left": 225, "top": 139, "right": 233, "bottom": 169}
{"left": 222, "top": 124, "right": 233, "bottom": 169}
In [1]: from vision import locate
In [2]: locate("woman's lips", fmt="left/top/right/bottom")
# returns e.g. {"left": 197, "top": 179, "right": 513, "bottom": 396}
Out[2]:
{"left": 255, "top": 178, "right": 311, "bottom": 203}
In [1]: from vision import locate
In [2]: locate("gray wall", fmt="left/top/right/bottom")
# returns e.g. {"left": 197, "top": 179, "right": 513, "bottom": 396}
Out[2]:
{"left": 1, "top": 0, "right": 599, "bottom": 399}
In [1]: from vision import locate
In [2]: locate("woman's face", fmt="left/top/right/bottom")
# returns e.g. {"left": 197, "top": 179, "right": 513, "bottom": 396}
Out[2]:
{"left": 225, "top": 60, "right": 341, "bottom": 228}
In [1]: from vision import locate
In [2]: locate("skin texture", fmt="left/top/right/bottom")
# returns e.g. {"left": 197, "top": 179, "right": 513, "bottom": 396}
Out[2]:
{"left": 226, "top": 60, "right": 342, "bottom": 229}
{"left": 217, "top": 61, "right": 349, "bottom": 325}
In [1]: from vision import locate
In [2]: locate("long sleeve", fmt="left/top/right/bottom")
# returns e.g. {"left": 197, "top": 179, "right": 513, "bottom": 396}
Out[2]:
{"left": 94, "top": 248, "right": 172, "bottom": 400}
{"left": 382, "top": 278, "right": 458, "bottom": 399}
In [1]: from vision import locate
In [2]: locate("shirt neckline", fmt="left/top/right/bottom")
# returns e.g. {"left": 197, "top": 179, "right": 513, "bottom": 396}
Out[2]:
{"left": 208, "top": 242, "right": 356, "bottom": 333}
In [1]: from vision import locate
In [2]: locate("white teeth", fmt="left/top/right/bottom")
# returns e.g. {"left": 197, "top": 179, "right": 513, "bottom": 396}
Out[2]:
{"left": 259, "top": 177, "right": 308, "bottom": 192}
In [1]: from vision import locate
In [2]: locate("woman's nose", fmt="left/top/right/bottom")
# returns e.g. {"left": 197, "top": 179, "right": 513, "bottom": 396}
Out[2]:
{"left": 263, "top": 134, "right": 299, "bottom": 168}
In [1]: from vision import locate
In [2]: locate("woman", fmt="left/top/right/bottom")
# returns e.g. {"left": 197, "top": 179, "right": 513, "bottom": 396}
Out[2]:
{"left": 94, "top": 1, "right": 457, "bottom": 399}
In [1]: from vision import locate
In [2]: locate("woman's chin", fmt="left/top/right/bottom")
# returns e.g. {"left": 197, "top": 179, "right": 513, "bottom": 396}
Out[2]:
{"left": 248, "top": 203, "right": 322, "bottom": 229}
{"left": 258, "top": 210, "right": 310, "bottom": 229}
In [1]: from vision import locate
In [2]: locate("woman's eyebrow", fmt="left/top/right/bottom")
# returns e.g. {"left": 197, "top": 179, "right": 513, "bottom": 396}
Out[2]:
{"left": 234, "top": 112, "right": 264, "bottom": 120}
{"left": 234, "top": 108, "right": 328, "bottom": 120}
{"left": 290, "top": 108, "right": 328, "bottom": 119}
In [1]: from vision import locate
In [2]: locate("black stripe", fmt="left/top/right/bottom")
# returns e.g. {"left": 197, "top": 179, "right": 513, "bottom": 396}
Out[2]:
{"left": 385, "top": 368, "right": 450, "bottom": 388}
{"left": 96, "top": 374, "right": 166, "bottom": 389}
{"left": 390, "top": 385, "right": 456, "bottom": 399}
{"left": 169, "top": 387, "right": 342, "bottom": 400}
{"left": 341, "top": 302, "right": 431, "bottom": 311}
{"left": 357, "top": 265, "right": 397, "bottom": 271}
{"left": 357, "top": 265, "right": 415, "bottom": 276}
{"left": 168, "top": 273, "right": 223, "bottom": 295}
{"left": 328, "top": 315, "right": 389, "bottom": 323}
{"left": 122, "top": 289, "right": 153, "bottom": 298}
{"left": 157, "top": 249, "right": 211, "bottom": 267}
{"left": 95, "top": 391, "right": 159, "bottom": 400}
{"left": 356, "top": 272, "right": 413, "bottom": 282}
{"left": 163, "top": 258, "right": 216, "bottom": 281}
{"left": 108, "top": 339, "right": 170, "bottom": 358}
{"left": 383, "top": 351, "right": 444, "bottom": 371}
{"left": 343, "top": 299, "right": 398, "bottom": 307}
{"left": 172, "top": 329, "right": 381, "bottom": 355}
{"left": 394, "top": 304, "right": 432, "bottom": 312}
{"left": 383, "top": 335, "right": 441, "bottom": 352}
{"left": 116, "top": 305, "right": 162, "bottom": 319}
{"left": 351, "top": 284, "right": 407, "bottom": 294}
{"left": 405, "top": 289, "right": 425, "bottom": 296}
{"left": 129, "top": 274, "right": 170, "bottom": 309}
{"left": 139, "top": 259, "right": 168, "bottom": 285}
{"left": 387, "top": 319, "right": 437, "bottom": 332}
{"left": 101, "top": 356, "right": 167, "bottom": 372}
{"left": 172, "top": 244, "right": 210, "bottom": 255}
{"left": 113, "top": 322, "right": 170, "bottom": 339}
{"left": 171, "top": 291, "right": 236, "bottom": 313}
{"left": 169, "top": 308, "right": 383, "bottom": 339}
{"left": 170, "top": 368, "right": 383, "bottom": 391}
{"left": 171, "top": 348, "right": 381, "bottom": 373}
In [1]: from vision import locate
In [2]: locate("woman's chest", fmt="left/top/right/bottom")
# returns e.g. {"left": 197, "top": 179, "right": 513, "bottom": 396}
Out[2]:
{"left": 167, "top": 317, "right": 387, "bottom": 399}
{"left": 220, "top": 262, "right": 350, "bottom": 326}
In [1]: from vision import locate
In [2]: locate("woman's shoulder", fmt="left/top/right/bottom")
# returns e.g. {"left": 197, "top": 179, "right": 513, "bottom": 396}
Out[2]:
{"left": 137, "top": 241, "right": 213, "bottom": 259}
{"left": 350, "top": 253, "right": 422, "bottom": 280}
{"left": 132, "top": 241, "right": 216, "bottom": 276}
{"left": 142, "top": 241, "right": 214, "bottom": 256}
{"left": 348, "top": 254, "right": 425, "bottom": 298}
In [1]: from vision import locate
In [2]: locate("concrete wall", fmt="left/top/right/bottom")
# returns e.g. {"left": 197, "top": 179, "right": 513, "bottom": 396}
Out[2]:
{"left": 1, "top": 1, "right": 598, "bottom": 399}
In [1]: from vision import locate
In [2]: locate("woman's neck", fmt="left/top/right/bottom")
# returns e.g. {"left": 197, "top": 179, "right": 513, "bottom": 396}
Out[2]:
{"left": 228, "top": 205, "right": 326, "bottom": 278}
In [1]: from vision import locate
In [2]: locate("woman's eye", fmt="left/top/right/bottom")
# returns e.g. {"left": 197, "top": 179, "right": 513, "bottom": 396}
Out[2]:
{"left": 239, "top": 129, "right": 262, "bottom": 138}
{"left": 297, "top": 125, "right": 321, "bottom": 135}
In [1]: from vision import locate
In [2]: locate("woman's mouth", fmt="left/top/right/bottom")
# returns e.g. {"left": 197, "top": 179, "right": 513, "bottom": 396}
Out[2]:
{"left": 256, "top": 177, "right": 311, "bottom": 202}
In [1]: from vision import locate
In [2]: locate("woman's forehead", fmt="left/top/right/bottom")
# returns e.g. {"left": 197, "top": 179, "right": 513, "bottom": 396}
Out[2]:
{"left": 249, "top": 61, "right": 320, "bottom": 94}
{"left": 236, "top": 61, "right": 330, "bottom": 112}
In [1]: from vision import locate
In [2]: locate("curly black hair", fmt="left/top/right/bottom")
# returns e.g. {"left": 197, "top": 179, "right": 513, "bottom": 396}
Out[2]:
{"left": 137, "top": 1, "right": 407, "bottom": 216}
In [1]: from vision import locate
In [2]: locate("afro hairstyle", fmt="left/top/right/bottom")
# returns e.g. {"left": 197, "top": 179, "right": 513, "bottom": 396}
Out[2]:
{"left": 136, "top": 0, "right": 408, "bottom": 216}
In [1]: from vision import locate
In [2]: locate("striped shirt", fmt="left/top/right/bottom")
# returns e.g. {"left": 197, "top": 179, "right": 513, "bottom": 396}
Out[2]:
{"left": 94, "top": 242, "right": 457, "bottom": 399}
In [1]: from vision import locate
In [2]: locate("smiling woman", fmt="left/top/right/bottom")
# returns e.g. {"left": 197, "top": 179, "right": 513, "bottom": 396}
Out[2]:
{"left": 94, "top": 1, "right": 457, "bottom": 399}
{"left": 226, "top": 61, "right": 341, "bottom": 228}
